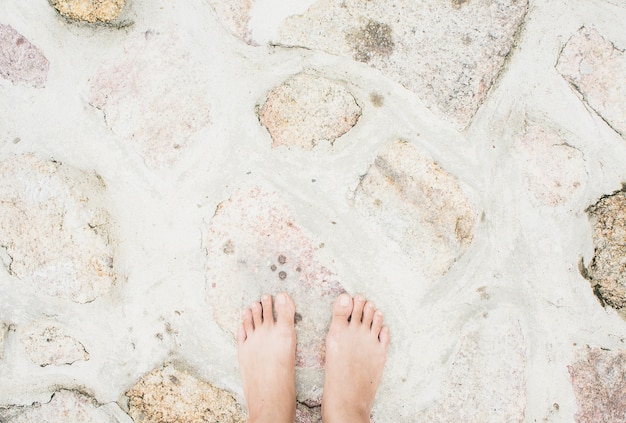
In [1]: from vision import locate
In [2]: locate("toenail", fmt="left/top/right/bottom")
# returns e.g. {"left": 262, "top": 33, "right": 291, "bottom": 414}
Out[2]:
{"left": 276, "top": 293, "right": 286, "bottom": 304}
{"left": 261, "top": 294, "right": 269, "bottom": 301}
{"left": 340, "top": 295, "right": 350, "bottom": 306}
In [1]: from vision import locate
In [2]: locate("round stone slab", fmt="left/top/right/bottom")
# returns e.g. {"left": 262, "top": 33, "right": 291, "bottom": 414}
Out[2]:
{"left": 49, "top": 0, "right": 126, "bottom": 23}
{"left": 258, "top": 73, "right": 362, "bottom": 149}
{"left": 19, "top": 323, "right": 89, "bottom": 367}
{"left": 126, "top": 363, "right": 245, "bottom": 423}
{"left": 0, "top": 154, "right": 116, "bottom": 303}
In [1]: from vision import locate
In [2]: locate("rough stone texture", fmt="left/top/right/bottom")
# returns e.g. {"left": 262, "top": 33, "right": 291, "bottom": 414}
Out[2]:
{"left": 0, "top": 24, "right": 49, "bottom": 88}
{"left": 353, "top": 140, "right": 475, "bottom": 277}
{"left": 207, "top": 0, "right": 254, "bottom": 45}
{"left": 89, "top": 31, "right": 211, "bottom": 169}
{"left": 514, "top": 121, "right": 586, "bottom": 206}
{"left": 205, "top": 186, "right": 345, "bottom": 402}
{"left": 585, "top": 187, "right": 626, "bottom": 315}
{"left": 0, "top": 390, "right": 127, "bottom": 422}
{"left": 20, "top": 324, "right": 89, "bottom": 367}
{"left": 126, "top": 363, "right": 245, "bottom": 423}
{"left": 0, "top": 154, "right": 116, "bottom": 303}
{"left": 275, "top": 0, "right": 528, "bottom": 128}
{"left": 258, "top": 73, "right": 362, "bottom": 149}
{"left": 296, "top": 403, "right": 322, "bottom": 423}
{"left": 419, "top": 309, "right": 527, "bottom": 422}
{"left": 0, "top": 323, "right": 7, "bottom": 359}
{"left": 568, "top": 346, "right": 626, "bottom": 423}
{"left": 557, "top": 27, "right": 626, "bottom": 139}
{"left": 49, "top": 0, "right": 126, "bottom": 23}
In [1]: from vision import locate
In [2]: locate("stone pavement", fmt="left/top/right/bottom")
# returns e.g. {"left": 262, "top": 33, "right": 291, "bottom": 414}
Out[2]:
{"left": 0, "top": 0, "right": 626, "bottom": 421}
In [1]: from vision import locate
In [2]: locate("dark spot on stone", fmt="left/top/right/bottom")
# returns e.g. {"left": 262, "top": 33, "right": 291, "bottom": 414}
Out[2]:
{"left": 319, "top": 243, "right": 325, "bottom": 248}
{"left": 347, "top": 20, "right": 395, "bottom": 63}
{"left": 270, "top": 264, "right": 277, "bottom": 271}
{"left": 13, "top": 137, "right": 21, "bottom": 144}
{"left": 279, "top": 271, "right": 287, "bottom": 280}
{"left": 15, "top": 37, "right": 24, "bottom": 46}
{"left": 278, "top": 254, "right": 287, "bottom": 264}
{"left": 452, "top": 0, "right": 470, "bottom": 8}
{"left": 370, "top": 92, "right": 384, "bottom": 107}
{"left": 294, "top": 312, "right": 302, "bottom": 323}
{"left": 477, "top": 286, "right": 489, "bottom": 300}
{"left": 155, "top": 333, "right": 164, "bottom": 340}
{"left": 553, "top": 403, "right": 559, "bottom": 410}
{"left": 222, "top": 240, "right": 235, "bottom": 255}
{"left": 211, "top": 282, "right": 216, "bottom": 288}
{"left": 296, "top": 266, "right": 302, "bottom": 272}
{"left": 169, "top": 375, "right": 180, "bottom": 385}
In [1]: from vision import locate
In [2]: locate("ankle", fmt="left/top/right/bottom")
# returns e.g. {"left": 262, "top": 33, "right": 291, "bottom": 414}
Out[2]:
{"left": 322, "top": 404, "right": 370, "bottom": 423}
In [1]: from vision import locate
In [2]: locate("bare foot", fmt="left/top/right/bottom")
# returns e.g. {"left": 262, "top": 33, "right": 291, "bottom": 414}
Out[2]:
{"left": 322, "top": 294, "right": 390, "bottom": 423}
{"left": 237, "top": 293, "right": 296, "bottom": 423}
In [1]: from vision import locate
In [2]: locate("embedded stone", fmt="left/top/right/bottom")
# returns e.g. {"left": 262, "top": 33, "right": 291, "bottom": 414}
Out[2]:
{"left": 514, "top": 121, "right": 586, "bottom": 206}
{"left": 353, "top": 140, "right": 475, "bottom": 277}
{"left": 0, "top": 154, "right": 116, "bottom": 303}
{"left": 419, "top": 308, "right": 527, "bottom": 422}
{"left": 258, "top": 73, "right": 362, "bottom": 149}
{"left": 126, "top": 363, "right": 245, "bottom": 423}
{"left": 296, "top": 403, "right": 322, "bottom": 423}
{"left": 568, "top": 346, "right": 626, "bottom": 423}
{"left": 275, "top": 0, "right": 528, "bottom": 128}
{"left": 557, "top": 27, "right": 626, "bottom": 138}
{"left": 0, "top": 323, "right": 7, "bottom": 359}
{"left": 205, "top": 186, "right": 345, "bottom": 402}
{"left": 49, "top": 0, "right": 126, "bottom": 23}
{"left": 89, "top": 32, "right": 211, "bottom": 168}
{"left": 20, "top": 324, "right": 89, "bottom": 367}
{"left": 0, "top": 24, "right": 49, "bottom": 88}
{"left": 0, "top": 390, "right": 129, "bottom": 422}
{"left": 207, "top": 0, "right": 255, "bottom": 45}
{"left": 585, "top": 187, "right": 626, "bottom": 316}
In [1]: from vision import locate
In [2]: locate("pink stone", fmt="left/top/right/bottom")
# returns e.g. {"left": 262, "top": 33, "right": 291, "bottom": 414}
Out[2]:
{"left": 557, "top": 27, "right": 626, "bottom": 139}
{"left": 205, "top": 186, "right": 345, "bottom": 402}
{"left": 568, "top": 346, "right": 626, "bottom": 423}
{"left": 207, "top": 0, "right": 255, "bottom": 45}
{"left": 0, "top": 24, "right": 49, "bottom": 88}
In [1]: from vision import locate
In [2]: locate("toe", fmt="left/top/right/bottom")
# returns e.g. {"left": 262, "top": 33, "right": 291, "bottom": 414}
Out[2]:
{"left": 242, "top": 308, "right": 254, "bottom": 334}
{"left": 261, "top": 294, "right": 273, "bottom": 324}
{"left": 372, "top": 309, "right": 384, "bottom": 334}
{"left": 331, "top": 293, "right": 353, "bottom": 326}
{"left": 350, "top": 295, "right": 366, "bottom": 325}
{"left": 251, "top": 301, "right": 263, "bottom": 327}
{"left": 275, "top": 292, "right": 295, "bottom": 326}
{"left": 362, "top": 301, "right": 375, "bottom": 327}
{"left": 379, "top": 326, "right": 391, "bottom": 347}
{"left": 236, "top": 324, "right": 246, "bottom": 346}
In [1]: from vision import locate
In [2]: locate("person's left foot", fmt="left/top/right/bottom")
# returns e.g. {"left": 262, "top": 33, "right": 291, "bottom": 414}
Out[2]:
{"left": 237, "top": 292, "right": 296, "bottom": 423}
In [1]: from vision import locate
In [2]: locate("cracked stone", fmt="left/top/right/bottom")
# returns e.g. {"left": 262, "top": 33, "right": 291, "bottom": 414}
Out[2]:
{"left": 20, "top": 324, "right": 89, "bottom": 367}
{"left": 353, "top": 140, "right": 475, "bottom": 277}
{"left": 275, "top": 0, "right": 528, "bottom": 128}
{"left": 49, "top": 0, "right": 126, "bottom": 23}
{"left": 258, "top": 73, "right": 362, "bottom": 149}
{"left": 0, "top": 24, "right": 49, "bottom": 88}
{"left": 419, "top": 308, "right": 527, "bottom": 422}
{"left": 89, "top": 31, "right": 211, "bottom": 168}
{"left": 514, "top": 121, "right": 586, "bottom": 206}
{"left": 205, "top": 186, "right": 345, "bottom": 403}
{"left": 557, "top": 27, "right": 626, "bottom": 139}
{"left": 0, "top": 154, "right": 116, "bottom": 303}
{"left": 568, "top": 346, "right": 626, "bottom": 423}
{"left": 0, "top": 390, "right": 129, "bottom": 422}
{"left": 296, "top": 403, "right": 322, "bottom": 423}
{"left": 126, "top": 363, "right": 245, "bottom": 423}
{"left": 585, "top": 187, "right": 626, "bottom": 317}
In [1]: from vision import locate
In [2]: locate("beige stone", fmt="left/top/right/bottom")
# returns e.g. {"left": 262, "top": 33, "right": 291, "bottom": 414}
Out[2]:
{"left": 207, "top": 0, "right": 255, "bottom": 45}
{"left": 258, "top": 73, "right": 361, "bottom": 149}
{"left": 585, "top": 187, "right": 626, "bottom": 316}
{"left": 20, "top": 324, "right": 89, "bottom": 367}
{"left": 50, "top": 0, "right": 125, "bottom": 23}
{"left": 126, "top": 363, "right": 245, "bottom": 423}
{"left": 0, "top": 154, "right": 116, "bottom": 303}
{"left": 354, "top": 140, "right": 475, "bottom": 277}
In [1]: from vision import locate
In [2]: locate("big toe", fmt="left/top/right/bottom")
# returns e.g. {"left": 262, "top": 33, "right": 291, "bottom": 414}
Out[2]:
{"left": 331, "top": 293, "right": 353, "bottom": 325}
{"left": 275, "top": 292, "right": 295, "bottom": 325}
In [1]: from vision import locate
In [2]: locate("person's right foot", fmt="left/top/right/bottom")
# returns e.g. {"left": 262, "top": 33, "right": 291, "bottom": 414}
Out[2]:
{"left": 321, "top": 294, "right": 390, "bottom": 423}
